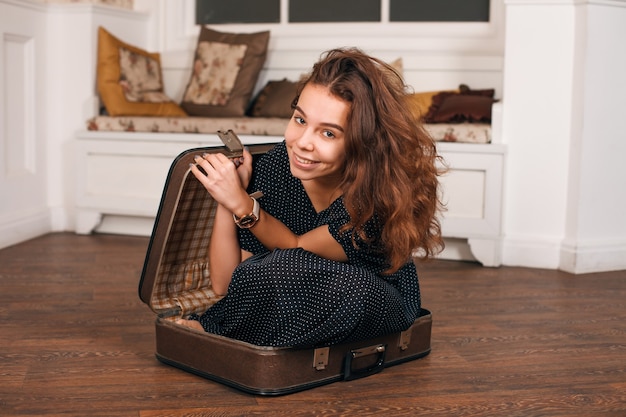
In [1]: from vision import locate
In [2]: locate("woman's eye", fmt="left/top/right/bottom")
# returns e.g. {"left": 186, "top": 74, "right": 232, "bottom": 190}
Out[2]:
{"left": 323, "top": 130, "right": 336, "bottom": 139}
{"left": 294, "top": 116, "right": 305, "bottom": 125}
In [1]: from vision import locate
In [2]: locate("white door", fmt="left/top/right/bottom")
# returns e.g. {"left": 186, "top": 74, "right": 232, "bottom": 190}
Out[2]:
{"left": 0, "top": 4, "right": 50, "bottom": 249}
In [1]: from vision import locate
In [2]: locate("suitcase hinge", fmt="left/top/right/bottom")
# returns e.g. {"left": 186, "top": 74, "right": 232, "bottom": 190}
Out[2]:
{"left": 399, "top": 329, "right": 411, "bottom": 351}
{"left": 313, "top": 347, "right": 330, "bottom": 370}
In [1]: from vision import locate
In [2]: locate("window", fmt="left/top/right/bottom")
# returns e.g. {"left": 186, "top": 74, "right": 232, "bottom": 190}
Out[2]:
{"left": 390, "top": 0, "right": 490, "bottom": 22}
{"left": 288, "top": 0, "right": 380, "bottom": 23}
{"left": 195, "top": 0, "right": 490, "bottom": 24}
{"left": 196, "top": 0, "right": 280, "bottom": 24}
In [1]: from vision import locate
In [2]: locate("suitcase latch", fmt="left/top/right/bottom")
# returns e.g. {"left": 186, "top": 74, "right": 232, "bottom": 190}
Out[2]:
{"left": 313, "top": 347, "right": 330, "bottom": 370}
{"left": 399, "top": 329, "right": 411, "bottom": 350}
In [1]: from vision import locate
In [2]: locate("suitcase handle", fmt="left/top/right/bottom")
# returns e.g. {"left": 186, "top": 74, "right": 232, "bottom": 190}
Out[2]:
{"left": 343, "top": 344, "right": 387, "bottom": 381}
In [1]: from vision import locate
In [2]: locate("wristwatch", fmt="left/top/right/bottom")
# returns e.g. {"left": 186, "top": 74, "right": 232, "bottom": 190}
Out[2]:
{"left": 233, "top": 195, "right": 260, "bottom": 229}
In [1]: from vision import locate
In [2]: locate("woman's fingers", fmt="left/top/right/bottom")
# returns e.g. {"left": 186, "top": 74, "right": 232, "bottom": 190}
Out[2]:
{"left": 191, "top": 153, "right": 245, "bottom": 198}
{"left": 189, "top": 151, "right": 253, "bottom": 215}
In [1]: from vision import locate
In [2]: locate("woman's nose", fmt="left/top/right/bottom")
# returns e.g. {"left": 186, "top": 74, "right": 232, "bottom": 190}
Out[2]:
{"left": 295, "top": 129, "right": 315, "bottom": 150}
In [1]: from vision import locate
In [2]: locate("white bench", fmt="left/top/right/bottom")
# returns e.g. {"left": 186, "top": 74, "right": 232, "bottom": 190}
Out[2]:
{"left": 75, "top": 102, "right": 504, "bottom": 266}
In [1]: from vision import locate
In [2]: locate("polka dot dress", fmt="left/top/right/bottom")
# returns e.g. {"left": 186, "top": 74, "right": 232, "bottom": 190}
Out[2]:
{"left": 192, "top": 141, "right": 421, "bottom": 347}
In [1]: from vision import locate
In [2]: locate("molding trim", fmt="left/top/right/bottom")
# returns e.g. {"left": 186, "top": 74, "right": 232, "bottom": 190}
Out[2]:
{"left": 0, "top": 0, "right": 47, "bottom": 12}
{"left": 0, "top": 209, "right": 51, "bottom": 250}
{"left": 46, "top": 2, "right": 149, "bottom": 19}
{"left": 588, "top": 0, "right": 626, "bottom": 6}
{"left": 506, "top": 0, "right": 626, "bottom": 5}
{"left": 505, "top": 0, "right": 587, "bottom": 5}
{"left": 560, "top": 238, "right": 626, "bottom": 274}
{"left": 502, "top": 236, "right": 562, "bottom": 270}
{"left": 503, "top": 235, "right": 626, "bottom": 273}
{"left": 0, "top": 0, "right": 150, "bottom": 18}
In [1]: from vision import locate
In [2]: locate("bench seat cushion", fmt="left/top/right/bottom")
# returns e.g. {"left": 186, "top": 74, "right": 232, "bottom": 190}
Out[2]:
{"left": 86, "top": 116, "right": 491, "bottom": 144}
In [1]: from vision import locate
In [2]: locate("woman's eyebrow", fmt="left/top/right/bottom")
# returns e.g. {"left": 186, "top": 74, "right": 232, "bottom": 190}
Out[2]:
{"left": 294, "top": 105, "right": 307, "bottom": 118}
{"left": 321, "top": 122, "right": 345, "bottom": 133}
{"left": 294, "top": 105, "right": 345, "bottom": 132}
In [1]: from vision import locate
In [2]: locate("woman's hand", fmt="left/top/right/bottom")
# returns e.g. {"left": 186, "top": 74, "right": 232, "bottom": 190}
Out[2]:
{"left": 233, "top": 147, "right": 253, "bottom": 189}
{"left": 190, "top": 149, "right": 253, "bottom": 214}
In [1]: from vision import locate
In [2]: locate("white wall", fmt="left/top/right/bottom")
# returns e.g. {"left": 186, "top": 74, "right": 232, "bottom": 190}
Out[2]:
{"left": 500, "top": 1, "right": 579, "bottom": 268}
{"left": 561, "top": 1, "right": 626, "bottom": 273}
{"left": 501, "top": 0, "right": 626, "bottom": 273}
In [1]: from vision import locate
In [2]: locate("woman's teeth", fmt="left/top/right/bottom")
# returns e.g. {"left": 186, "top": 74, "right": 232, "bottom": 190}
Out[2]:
{"left": 296, "top": 155, "right": 316, "bottom": 164}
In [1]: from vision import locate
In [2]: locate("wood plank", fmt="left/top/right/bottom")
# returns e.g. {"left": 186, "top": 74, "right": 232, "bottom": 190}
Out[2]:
{"left": 0, "top": 233, "right": 624, "bottom": 416}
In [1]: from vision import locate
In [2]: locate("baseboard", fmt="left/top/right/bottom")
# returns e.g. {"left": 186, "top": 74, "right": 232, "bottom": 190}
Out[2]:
{"left": 94, "top": 214, "right": 155, "bottom": 237}
{"left": 0, "top": 208, "right": 51, "bottom": 250}
{"left": 559, "top": 238, "right": 626, "bottom": 274}
{"left": 502, "top": 235, "right": 626, "bottom": 274}
{"left": 501, "top": 236, "right": 562, "bottom": 270}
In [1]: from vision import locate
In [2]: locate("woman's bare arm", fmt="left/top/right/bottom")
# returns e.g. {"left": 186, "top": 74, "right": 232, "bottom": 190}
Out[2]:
{"left": 247, "top": 205, "right": 348, "bottom": 263}
{"left": 207, "top": 203, "right": 246, "bottom": 296}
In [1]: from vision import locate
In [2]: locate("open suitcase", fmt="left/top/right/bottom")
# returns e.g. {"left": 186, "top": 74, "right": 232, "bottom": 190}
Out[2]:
{"left": 139, "top": 139, "right": 432, "bottom": 396}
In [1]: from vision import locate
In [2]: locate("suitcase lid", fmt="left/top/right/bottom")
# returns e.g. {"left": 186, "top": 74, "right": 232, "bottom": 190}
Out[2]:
{"left": 138, "top": 142, "right": 277, "bottom": 316}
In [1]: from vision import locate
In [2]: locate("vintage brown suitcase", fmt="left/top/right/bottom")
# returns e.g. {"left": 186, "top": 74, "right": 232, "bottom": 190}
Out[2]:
{"left": 139, "top": 142, "right": 432, "bottom": 396}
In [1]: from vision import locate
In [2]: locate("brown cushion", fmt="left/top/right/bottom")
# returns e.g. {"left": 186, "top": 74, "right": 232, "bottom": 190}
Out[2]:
{"left": 96, "top": 27, "right": 186, "bottom": 117}
{"left": 247, "top": 79, "right": 298, "bottom": 118}
{"left": 458, "top": 83, "right": 495, "bottom": 97}
{"left": 180, "top": 27, "right": 270, "bottom": 117}
{"left": 406, "top": 89, "right": 459, "bottom": 119}
{"left": 423, "top": 85, "right": 496, "bottom": 123}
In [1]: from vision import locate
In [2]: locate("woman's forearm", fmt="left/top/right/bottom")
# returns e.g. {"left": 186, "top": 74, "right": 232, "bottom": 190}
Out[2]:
{"left": 208, "top": 204, "right": 243, "bottom": 295}
{"left": 250, "top": 207, "right": 347, "bottom": 263}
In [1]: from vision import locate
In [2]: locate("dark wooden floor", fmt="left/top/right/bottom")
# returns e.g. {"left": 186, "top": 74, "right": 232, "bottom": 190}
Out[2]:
{"left": 0, "top": 233, "right": 624, "bottom": 416}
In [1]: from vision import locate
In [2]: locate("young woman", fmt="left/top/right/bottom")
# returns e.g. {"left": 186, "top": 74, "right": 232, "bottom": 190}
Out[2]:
{"left": 178, "top": 48, "right": 444, "bottom": 347}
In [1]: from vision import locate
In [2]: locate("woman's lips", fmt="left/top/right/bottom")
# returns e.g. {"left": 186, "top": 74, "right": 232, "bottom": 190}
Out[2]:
{"left": 293, "top": 153, "right": 319, "bottom": 168}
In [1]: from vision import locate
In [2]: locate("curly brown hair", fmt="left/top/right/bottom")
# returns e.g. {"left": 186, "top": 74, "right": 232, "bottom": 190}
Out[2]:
{"left": 297, "top": 48, "right": 445, "bottom": 273}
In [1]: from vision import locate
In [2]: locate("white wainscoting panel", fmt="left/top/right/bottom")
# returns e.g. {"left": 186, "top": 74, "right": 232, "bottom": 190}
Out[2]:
{"left": 0, "top": 1, "right": 50, "bottom": 249}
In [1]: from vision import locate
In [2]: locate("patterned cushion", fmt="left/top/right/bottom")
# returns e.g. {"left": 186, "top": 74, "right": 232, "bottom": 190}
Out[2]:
{"left": 86, "top": 116, "right": 289, "bottom": 136}
{"left": 85, "top": 116, "right": 491, "bottom": 143}
{"left": 181, "top": 27, "right": 270, "bottom": 117}
{"left": 96, "top": 27, "right": 186, "bottom": 117}
{"left": 118, "top": 47, "right": 168, "bottom": 103}
{"left": 182, "top": 42, "right": 248, "bottom": 106}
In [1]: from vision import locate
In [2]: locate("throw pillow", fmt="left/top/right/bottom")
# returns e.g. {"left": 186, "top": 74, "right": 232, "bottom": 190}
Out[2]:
{"left": 181, "top": 27, "right": 270, "bottom": 117}
{"left": 247, "top": 79, "right": 299, "bottom": 118}
{"left": 423, "top": 84, "right": 496, "bottom": 123}
{"left": 406, "top": 89, "right": 459, "bottom": 119}
{"left": 96, "top": 27, "right": 186, "bottom": 117}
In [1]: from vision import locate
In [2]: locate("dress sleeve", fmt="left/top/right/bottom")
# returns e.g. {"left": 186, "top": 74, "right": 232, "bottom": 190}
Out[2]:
{"left": 326, "top": 200, "right": 390, "bottom": 276}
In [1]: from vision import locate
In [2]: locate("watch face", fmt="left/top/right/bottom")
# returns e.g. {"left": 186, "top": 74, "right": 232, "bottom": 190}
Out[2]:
{"left": 238, "top": 215, "right": 257, "bottom": 228}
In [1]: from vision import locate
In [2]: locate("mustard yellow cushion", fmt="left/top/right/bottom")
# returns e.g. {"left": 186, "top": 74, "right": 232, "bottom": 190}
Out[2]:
{"left": 96, "top": 27, "right": 186, "bottom": 117}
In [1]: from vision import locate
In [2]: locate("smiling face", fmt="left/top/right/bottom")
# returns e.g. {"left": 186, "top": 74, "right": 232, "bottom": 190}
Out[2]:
{"left": 284, "top": 83, "right": 350, "bottom": 189}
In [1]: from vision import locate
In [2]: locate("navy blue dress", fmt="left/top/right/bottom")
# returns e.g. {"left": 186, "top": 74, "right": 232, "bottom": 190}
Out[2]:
{"left": 193, "top": 141, "right": 421, "bottom": 347}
